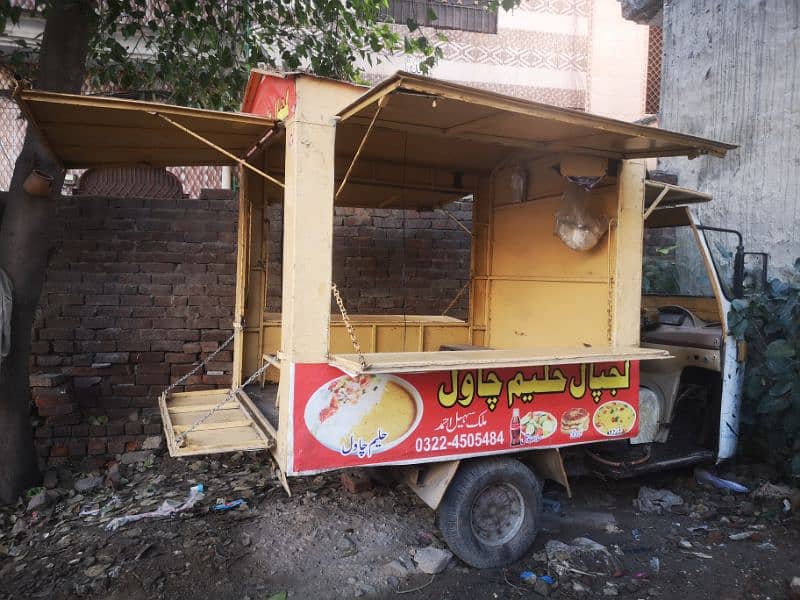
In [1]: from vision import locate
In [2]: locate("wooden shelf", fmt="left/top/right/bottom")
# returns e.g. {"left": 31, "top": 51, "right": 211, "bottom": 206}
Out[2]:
{"left": 330, "top": 345, "right": 670, "bottom": 375}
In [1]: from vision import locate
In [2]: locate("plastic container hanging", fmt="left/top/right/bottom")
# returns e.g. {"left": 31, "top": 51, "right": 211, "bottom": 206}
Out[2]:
{"left": 554, "top": 178, "right": 608, "bottom": 251}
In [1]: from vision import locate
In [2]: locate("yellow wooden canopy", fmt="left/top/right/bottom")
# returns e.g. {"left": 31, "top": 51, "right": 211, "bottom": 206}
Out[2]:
{"left": 16, "top": 89, "right": 277, "bottom": 168}
{"left": 337, "top": 72, "right": 736, "bottom": 168}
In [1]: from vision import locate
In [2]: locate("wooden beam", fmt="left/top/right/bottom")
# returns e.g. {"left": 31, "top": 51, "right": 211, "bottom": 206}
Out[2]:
{"left": 337, "top": 78, "right": 403, "bottom": 122}
{"left": 152, "top": 111, "right": 286, "bottom": 189}
{"left": 335, "top": 96, "right": 388, "bottom": 199}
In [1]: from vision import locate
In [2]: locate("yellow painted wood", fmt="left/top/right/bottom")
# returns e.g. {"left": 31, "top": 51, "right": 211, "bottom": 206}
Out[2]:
{"left": 613, "top": 161, "right": 646, "bottom": 347}
{"left": 160, "top": 388, "right": 273, "bottom": 457}
{"left": 331, "top": 346, "right": 670, "bottom": 375}
{"left": 18, "top": 89, "right": 276, "bottom": 168}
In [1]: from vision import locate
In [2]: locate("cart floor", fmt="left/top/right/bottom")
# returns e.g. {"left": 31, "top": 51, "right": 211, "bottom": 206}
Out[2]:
{"left": 242, "top": 384, "right": 279, "bottom": 431}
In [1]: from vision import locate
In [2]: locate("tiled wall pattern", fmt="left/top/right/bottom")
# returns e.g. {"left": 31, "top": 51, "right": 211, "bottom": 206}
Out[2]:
{"left": 365, "top": 0, "right": 590, "bottom": 109}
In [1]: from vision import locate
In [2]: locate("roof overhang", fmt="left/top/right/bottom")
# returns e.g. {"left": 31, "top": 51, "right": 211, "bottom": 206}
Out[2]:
{"left": 15, "top": 89, "right": 277, "bottom": 169}
{"left": 337, "top": 72, "right": 736, "bottom": 161}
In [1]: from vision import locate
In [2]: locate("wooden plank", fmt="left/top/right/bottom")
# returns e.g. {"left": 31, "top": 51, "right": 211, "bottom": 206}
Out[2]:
{"left": 613, "top": 161, "right": 645, "bottom": 347}
{"left": 331, "top": 346, "right": 670, "bottom": 375}
{"left": 172, "top": 420, "right": 252, "bottom": 433}
{"left": 169, "top": 409, "right": 250, "bottom": 426}
{"left": 180, "top": 426, "right": 268, "bottom": 455}
{"left": 166, "top": 403, "right": 239, "bottom": 414}
{"left": 160, "top": 386, "right": 276, "bottom": 457}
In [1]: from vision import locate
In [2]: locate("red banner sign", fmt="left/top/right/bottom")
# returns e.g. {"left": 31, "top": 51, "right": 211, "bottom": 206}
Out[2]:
{"left": 290, "top": 361, "right": 640, "bottom": 474}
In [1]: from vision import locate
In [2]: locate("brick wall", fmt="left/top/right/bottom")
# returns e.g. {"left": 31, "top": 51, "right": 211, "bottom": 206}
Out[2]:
{"left": 23, "top": 189, "right": 238, "bottom": 467}
{"left": 12, "top": 190, "right": 471, "bottom": 466}
{"left": 266, "top": 199, "right": 473, "bottom": 318}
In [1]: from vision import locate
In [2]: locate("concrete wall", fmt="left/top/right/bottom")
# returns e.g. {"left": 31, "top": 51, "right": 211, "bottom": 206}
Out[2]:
{"left": 656, "top": 0, "right": 800, "bottom": 274}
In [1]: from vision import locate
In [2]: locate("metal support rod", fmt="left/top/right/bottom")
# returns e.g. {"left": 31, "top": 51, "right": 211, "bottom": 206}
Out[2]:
{"left": 642, "top": 186, "right": 669, "bottom": 221}
{"left": 437, "top": 207, "right": 472, "bottom": 235}
{"left": 151, "top": 111, "right": 286, "bottom": 189}
{"left": 442, "top": 279, "right": 471, "bottom": 317}
{"left": 335, "top": 96, "right": 388, "bottom": 200}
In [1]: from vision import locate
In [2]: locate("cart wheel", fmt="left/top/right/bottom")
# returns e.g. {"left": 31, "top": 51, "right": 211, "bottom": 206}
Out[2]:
{"left": 436, "top": 457, "right": 542, "bottom": 568}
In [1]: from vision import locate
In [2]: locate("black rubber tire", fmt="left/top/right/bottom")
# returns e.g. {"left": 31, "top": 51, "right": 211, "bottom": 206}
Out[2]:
{"left": 436, "top": 457, "right": 543, "bottom": 568}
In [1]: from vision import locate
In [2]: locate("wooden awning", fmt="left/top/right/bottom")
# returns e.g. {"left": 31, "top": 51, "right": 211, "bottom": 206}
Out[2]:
{"left": 15, "top": 89, "right": 277, "bottom": 168}
{"left": 337, "top": 72, "right": 736, "bottom": 165}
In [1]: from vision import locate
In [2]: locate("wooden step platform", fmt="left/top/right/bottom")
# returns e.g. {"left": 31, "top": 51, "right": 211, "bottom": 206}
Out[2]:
{"left": 159, "top": 388, "right": 276, "bottom": 457}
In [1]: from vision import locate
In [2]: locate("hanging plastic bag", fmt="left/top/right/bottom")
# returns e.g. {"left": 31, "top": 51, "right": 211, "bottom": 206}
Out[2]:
{"left": 554, "top": 180, "right": 609, "bottom": 251}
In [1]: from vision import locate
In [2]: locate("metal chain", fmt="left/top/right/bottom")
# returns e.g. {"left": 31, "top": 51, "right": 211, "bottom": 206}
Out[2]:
{"left": 174, "top": 359, "right": 273, "bottom": 448}
{"left": 331, "top": 283, "right": 367, "bottom": 370}
{"left": 162, "top": 332, "right": 236, "bottom": 398}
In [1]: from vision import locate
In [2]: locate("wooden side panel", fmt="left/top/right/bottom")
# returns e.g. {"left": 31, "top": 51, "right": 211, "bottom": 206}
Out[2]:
{"left": 470, "top": 176, "right": 492, "bottom": 345}
{"left": 486, "top": 185, "right": 618, "bottom": 349}
{"left": 488, "top": 280, "right": 610, "bottom": 348}
{"left": 242, "top": 164, "right": 267, "bottom": 378}
{"left": 261, "top": 319, "right": 471, "bottom": 383}
{"left": 613, "top": 160, "right": 645, "bottom": 346}
{"left": 422, "top": 325, "right": 470, "bottom": 350}
{"left": 231, "top": 168, "right": 251, "bottom": 388}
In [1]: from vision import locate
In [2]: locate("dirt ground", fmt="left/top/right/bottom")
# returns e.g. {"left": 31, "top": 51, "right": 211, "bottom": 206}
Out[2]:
{"left": 1, "top": 450, "right": 798, "bottom": 600}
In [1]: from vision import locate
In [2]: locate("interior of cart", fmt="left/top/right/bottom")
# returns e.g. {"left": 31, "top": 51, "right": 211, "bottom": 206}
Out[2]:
{"left": 215, "top": 72, "right": 732, "bottom": 474}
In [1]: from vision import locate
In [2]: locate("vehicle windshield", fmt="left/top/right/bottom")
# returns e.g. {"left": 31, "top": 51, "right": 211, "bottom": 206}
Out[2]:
{"left": 642, "top": 226, "right": 714, "bottom": 297}
{"left": 699, "top": 228, "right": 738, "bottom": 299}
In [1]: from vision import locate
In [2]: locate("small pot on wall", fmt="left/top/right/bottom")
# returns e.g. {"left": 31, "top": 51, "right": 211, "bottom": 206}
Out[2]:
{"left": 23, "top": 169, "right": 54, "bottom": 197}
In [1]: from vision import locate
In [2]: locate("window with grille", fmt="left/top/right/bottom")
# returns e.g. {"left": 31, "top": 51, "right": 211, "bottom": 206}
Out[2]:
{"left": 381, "top": 0, "right": 498, "bottom": 34}
{"left": 645, "top": 26, "right": 663, "bottom": 114}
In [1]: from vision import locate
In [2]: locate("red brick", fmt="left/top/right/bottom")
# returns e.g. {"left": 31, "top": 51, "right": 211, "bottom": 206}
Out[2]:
{"left": 68, "top": 441, "right": 87, "bottom": 456}
{"left": 50, "top": 444, "right": 69, "bottom": 458}
{"left": 135, "top": 373, "right": 169, "bottom": 385}
{"left": 131, "top": 351, "right": 165, "bottom": 363}
{"left": 340, "top": 470, "right": 373, "bottom": 494}
{"left": 124, "top": 422, "right": 143, "bottom": 435}
{"left": 44, "top": 413, "right": 81, "bottom": 427}
{"left": 107, "top": 439, "right": 125, "bottom": 454}
{"left": 124, "top": 440, "right": 141, "bottom": 452}
{"left": 31, "top": 384, "right": 71, "bottom": 401}
{"left": 37, "top": 402, "right": 77, "bottom": 417}
{"left": 89, "top": 424, "right": 106, "bottom": 437}
{"left": 87, "top": 439, "right": 106, "bottom": 455}
{"left": 29, "top": 373, "right": 67, "bottom": 387}
{"left": 106, "top": 422, "right": 125, "bottom": 436}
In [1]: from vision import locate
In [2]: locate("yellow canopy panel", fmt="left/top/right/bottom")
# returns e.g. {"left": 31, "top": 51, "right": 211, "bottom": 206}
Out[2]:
{"left": 338, "top": 72, "right": 737, "bottom": 164}
{"left": 16, "top": 89, "right": 277, "bottom": 168}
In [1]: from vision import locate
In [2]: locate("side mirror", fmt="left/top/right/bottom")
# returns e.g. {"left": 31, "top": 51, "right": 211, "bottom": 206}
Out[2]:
{"left": 742, "top": 252, "right": 769, "bottom": 295}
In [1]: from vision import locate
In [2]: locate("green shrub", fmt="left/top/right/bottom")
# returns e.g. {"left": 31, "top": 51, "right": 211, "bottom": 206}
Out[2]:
{"left": 729, "top": 261, "right": 800, "bottom": 479}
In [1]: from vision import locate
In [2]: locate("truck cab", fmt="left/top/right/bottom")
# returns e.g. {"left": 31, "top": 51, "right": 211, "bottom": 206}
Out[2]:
{"left": 580, "top": 181, "right": 767, "bottom": 477}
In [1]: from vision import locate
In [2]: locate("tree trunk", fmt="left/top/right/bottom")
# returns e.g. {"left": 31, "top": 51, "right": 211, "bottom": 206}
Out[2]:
{"left": 0, "top": 1, "right": 92, "bottom": 504}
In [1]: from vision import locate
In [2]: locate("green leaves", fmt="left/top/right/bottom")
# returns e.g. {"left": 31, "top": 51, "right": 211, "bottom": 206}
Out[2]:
{"left": 731, "top": 268, "right": 800, "bottom": 480}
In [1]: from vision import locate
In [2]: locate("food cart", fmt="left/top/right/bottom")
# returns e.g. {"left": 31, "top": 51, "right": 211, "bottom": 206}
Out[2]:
{"left": 14, "top": 72, "right": 736, "bottom": 567}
